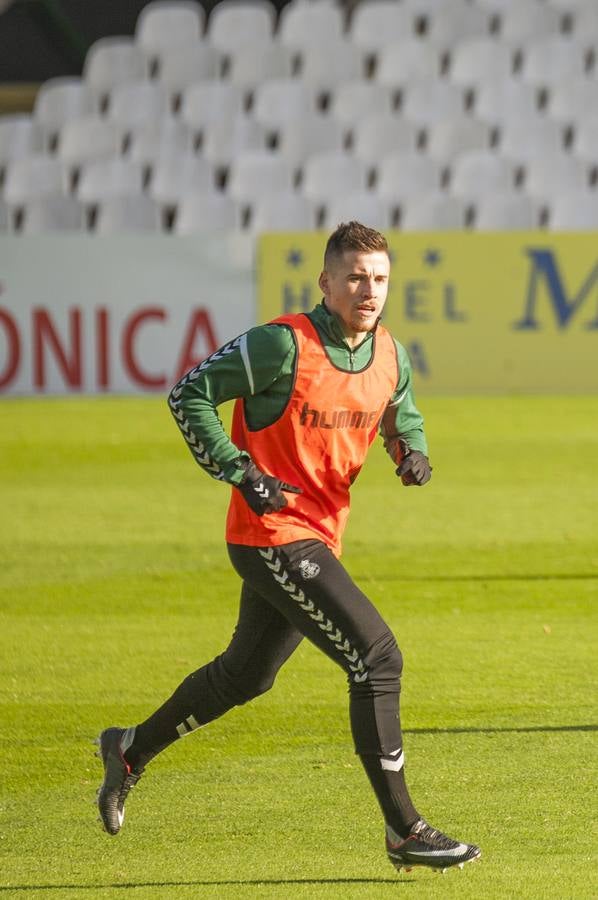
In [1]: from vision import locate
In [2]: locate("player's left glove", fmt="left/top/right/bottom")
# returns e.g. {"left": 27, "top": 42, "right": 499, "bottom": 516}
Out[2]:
{"left": 393, "top": 439, "right": 432, "bottom": 486}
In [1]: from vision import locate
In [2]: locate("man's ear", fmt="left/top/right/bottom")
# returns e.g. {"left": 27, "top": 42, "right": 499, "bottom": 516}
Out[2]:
{"left": 318, "top": 270, "right": 328, "bottom": 295}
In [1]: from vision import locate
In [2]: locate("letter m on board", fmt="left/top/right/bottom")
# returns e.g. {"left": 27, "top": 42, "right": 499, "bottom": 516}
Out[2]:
{"left": 514, "top": 248, "right": 598, "bottom": 330}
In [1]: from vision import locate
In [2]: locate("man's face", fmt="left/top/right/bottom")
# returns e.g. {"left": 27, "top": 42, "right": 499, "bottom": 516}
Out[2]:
{"left": 319, "top": 249, "right": 390, "bottom": 342}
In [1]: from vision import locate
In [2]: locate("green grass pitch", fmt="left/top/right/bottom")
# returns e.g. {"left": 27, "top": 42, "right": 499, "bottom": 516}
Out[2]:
{"left": 0, "top": 395, "right": 597, "bottom": 899}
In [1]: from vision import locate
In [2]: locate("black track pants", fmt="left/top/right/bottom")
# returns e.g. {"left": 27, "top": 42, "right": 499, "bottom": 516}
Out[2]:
{"left": 133, "top": 539, "right": 405, "bottom": 758}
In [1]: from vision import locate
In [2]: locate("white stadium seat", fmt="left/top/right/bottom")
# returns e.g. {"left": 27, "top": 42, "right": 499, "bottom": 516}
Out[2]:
{"left": 275, "top": 115, "right": 346, "bottom": 168}
{"left": 401, "top": 79, "right": 466, "bottom": 125}
{"left": 449, "top": 38, "right": 515, "bottom": 89}
{"left": 349, "top": 1, "right": 414, "bottom": 58}
{"left": 150, "top": 153, "right": 214, "bottom": 207}
{"left": 571, "top": 114, "right": 598, "bottom": 162}
{"left": 252, "top": 79, "right": 318, "bottom": 135}
{"left": 474, "top": 79, "right": 540, "bottom": 127}
{"left": 519, "top": 36, "right": 587, "bottom": 87}
{"left": 548, "top": 191, "right": 598, "bottom": 229}
{"left": 227, "top": 150, "right": 295, "bottom": 204}
{"left": 298, "top": 40, "right": 366, "bottom": 93}
{"left": 58, "top": 116, "right": 125, "bottom": 170}
{"left": 400, "top": 192, "right": 467, "bottom": 230}
{"left": 3, "top": 155, "right": 66, "bottom": 205}
{"left": 522, "top": 153, "right": 590, "bottom": 200}
{"left": 421, "top": 0, "right": 491, "bottom": 47}
{"left": 135, "top": 1, "right": 205, "bottom": 57}
{"left": 548, "top": 78, "right": 598, "bottom": 125}
{"left": 473, "top": 193, "right": 541, "bottom": 230}
{"left": 157, "top": 44, "right": 220, "bottom": 100}
{"left": 278, "top": 1, "right": 345, "bottom": 50}
{"left": 449, "top": 150, "right": 516, "bottom": 201}
{"left": 180, "top": 81, "right": 245, "bottom": 138}
{"left": 83, "top": 38, "right": 149, "bottom": 101}
{"left": 0, "top": 115, "right": 43, "bottom": 174}
{"left": 226, "top": 40, "right": 294, "bottom": 92}
{"left": 375, "top": 152, "right": 443, "bottom": 202}
{"left": 33, "top": 77, "right": 95, "bottom": 146}
{"left": 329, "top": 81, "right": 395, "bottom": 127}
{"left": 95, "top": 195, "right": 163, "bottom": 233}
{"left": 126, "top": 119, "right": 195, "bottom": 172}
{"left": 107, "top": 81, "right": 171, "bottom": 128}
{"left": 425, "top": 117, "right": 491, "bottom": 162}
{"left": 375, "top": 39, "right": 441, "bottom": 87}
{"left": 322, "top": 191, "right": 393, "bottom": 231}
{"left": 174, "top": 191, "right": 241, "bottom": 233}
{"left": 249, "top": 192, "right": 317, "bottom": 232}
{"left": 499, "top": 117, "right": 566, "bottom": 163}
{"left": 207, "top": 0, "right": 275, "bottom": 54}
{"left": 20, "top": 194, "right": 84, "bottom": 233}
{"left": 77, "top": 159, "right": 144, "bottom": 204}
{"left": 351, "top": 114, "right": 418, "bottom": 166}
{"left": 498, "top": 0, "right": 562, "bottom": 43}
{"left": 301, "top": 151, "right": 369, "bottom": 204}
{"left": 202, "top": 115, "right": 266, "bottom": 168}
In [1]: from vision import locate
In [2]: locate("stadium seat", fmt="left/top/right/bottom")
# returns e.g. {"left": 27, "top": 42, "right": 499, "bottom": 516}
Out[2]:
{"left": 449, "top": 38, "right": 515, "bottom": 89}
{"left": 351, "top": 114, "right": 418, "bottom": 167}
{"left": 227, "top": 150, "right": 295, "bottom": 204}
{"left": 0, "top": 198, "right": 9, "bottom": 231}
{"left": 149, "top": 153, "right": 214, "bottom": 208}
{"left": 519, "top": 36, "right": 587, "bottom": 87}
{"left": 58, "top": 116, "right": 125, "bottom": 171}
{"left": 21, "top": 194, "right": 85, "bottom": 233}
{"left": 522, "top": 153, "right": 590, "bottom": 200}
{"left": 399, "top": 192, "right": 467, "bottom": 230}
{"left": 571, "top": 113, "right": 598, "bottom": 162}
{"left": 33, "top": 77, "right": 95, "bottom": 147}
{"left": 474, "top": 79, "right": 540, "bottom": 127}
{"left": 276, "top": 115, "right": 346, "bottom": 168}
{"left": 95, "top": 195, "right": 163, "bottom": 233}
{"left": 425, "top": 117, "right": 491, "bottom": 162}
{"left": 180, "top": 82, "right": 245, "bottom": 140}
{"left": 226, "top": 40, "right": 294, "bottom": 93}
{"left": 329, "top": 81, "right": 395, "bottom": 127}
{"left": 0, "top": 114, "right": 43, "bottom": 176}
{"left": 249, "top": 191, "right": 317, "bottom": 232}
{"left": 83, "top": 37, "right": 149, "bottom": 103}
{"left": 135, "top": 1, "right": 205, "bottom": 60}
{"left": 499, "top": 117, "right": 566, "bottom": 162}
{"left": 252, "top": 79, "right": 318, "bottom": 136}
{"left": 207, "top": 0, "right": 275, "bottom": 54}
{"left": 497, "top": 0, "right": 562, "bottom": 43}
{"left": 3, "top": 155, "right": 66, "bottom": 205}
{"left": 106, "top": 81, "right": 171, "bottom": 128}
{"left": 202, "top": 115, "right": 266, "bottom": 168}
{"left": 418, "top": 0, "right": 490, "bottom": 47}
{"left": 472, "top": 193, "right": 541, "bottom": 230}
{"left": 349, "top": 1, "right": 414, "bottom": 62}
{"left": 126, "top": 119, "right": 195, "bottom": 174}
{"left": 278, "top": 1, "right": 345, "bottom": 51}
{"left": 568, "top": 2, "right": 598, "bottom": 40}
{"left": 301, "top": 151, "right": 369, "bottom": 204}
{"left": 449, "top": 150, "right": 516, "bottom": 201}
{"left": 174, "top": 191, "right": 242, "bottom": 233}
{"left": 548, "top": 78, "right": 598, "bottom": 125}
{"left": 375, "top": 152, "right": 443, "bottom": 203}
{"left": 548, "top": 191, "right": 598, "bottom": 228}
{"left": 400, "top": 79, "right": 465, "bottom": 125}
{"left": 157, "top": 44, "right": 220, "bottom": 103}
{"left": 77, "top": 159, "right": 145, "bottom": 204}
{"left": 375, "top": 39, "right": 441, "bottom": 87}
{"left": 298, "top": 40, "right": 365, "bottom": 95}
{"left": 322, "top": 191, "right": 393, "bottom": 230}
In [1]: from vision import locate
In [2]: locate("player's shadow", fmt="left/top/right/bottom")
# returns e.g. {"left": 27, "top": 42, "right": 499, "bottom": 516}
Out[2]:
{"left": 404, "top": 724, "right": 596, "bottom": 734}
{"left": 0, "top": 877, "right": 413, "bottom": 892}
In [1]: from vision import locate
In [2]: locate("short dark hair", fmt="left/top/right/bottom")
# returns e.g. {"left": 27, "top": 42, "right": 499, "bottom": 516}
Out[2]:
{"left": 324, "top": 220, "right": 389, "bottom": 270}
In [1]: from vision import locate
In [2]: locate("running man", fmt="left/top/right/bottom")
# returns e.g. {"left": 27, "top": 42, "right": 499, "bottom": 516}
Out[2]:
{"left": 96, "top": 221, "right": 481, "bottom": 874}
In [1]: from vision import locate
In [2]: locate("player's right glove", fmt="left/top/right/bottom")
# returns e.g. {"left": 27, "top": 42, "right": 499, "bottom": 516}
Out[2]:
{"left": 235, "top": 459, "right": 302, "bottom": 516}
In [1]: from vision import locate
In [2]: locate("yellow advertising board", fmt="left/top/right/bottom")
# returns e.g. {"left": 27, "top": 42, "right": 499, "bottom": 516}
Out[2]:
{"left": 258, "top": 232, "right": 598, "bottom": 393}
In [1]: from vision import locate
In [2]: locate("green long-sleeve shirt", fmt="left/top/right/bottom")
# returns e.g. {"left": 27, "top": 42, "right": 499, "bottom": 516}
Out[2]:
{"left": 169, "top": 302, "right": 428, "bottom": 485}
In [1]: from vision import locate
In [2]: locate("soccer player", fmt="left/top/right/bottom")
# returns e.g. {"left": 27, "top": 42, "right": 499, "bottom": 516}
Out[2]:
{"left": 96, "top": 221, "right": 481, "bottom": 874}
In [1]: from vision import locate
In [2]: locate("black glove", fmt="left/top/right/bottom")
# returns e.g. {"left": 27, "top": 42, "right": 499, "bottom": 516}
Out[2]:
{"left": 235, "top": 460, "right": 302, "bottom": 516}
{"left": 396, "top": 449, "right": 432, "bottom": 486}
